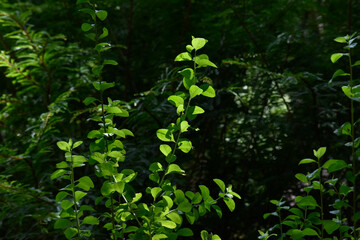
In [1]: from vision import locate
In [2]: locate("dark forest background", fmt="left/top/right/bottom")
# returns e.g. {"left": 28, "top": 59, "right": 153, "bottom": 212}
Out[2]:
{"left": 1, "top": 0, "right": 360, "bottom": 239}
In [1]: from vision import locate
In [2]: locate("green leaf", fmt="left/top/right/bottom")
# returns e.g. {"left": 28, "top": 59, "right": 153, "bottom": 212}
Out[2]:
{"left": 160, "top": 220, "right": 177, "bottom": 229}
{"left": 201, "top": 230, "right": 209, "bottom": 240}
{"left": 295, "top": 196, "right": 319, "bottom": 209}
{"left": 189, "top": 85, "right": 203, "bottom": 99}
{"left": 92, "top": 65, "right": 103, "bottom": 76}
{"left": 79, "top": 8, "right": 95, "bottom": 20}
{"left": 107, "top": 106, "right": 123, "bottom": 114}
{"left": 330, "top": 69, "right": 349, "bottom": 84}
{"left": 100, "top": 162, "right": 116, "bottom": 176}
{"left": 114, "top": 182, "right": 125, "bottom": 194}
{"left": 56, "top": 161, "right": 68, "bottom": 169}
{"left": 51, "top": 169, "right": 68, "bottom": 180}
{"left": 77, "top": 176, "right": 94, "bottom": 191}
{"left": 79, "top": 205, "right": 95, "bottom": 212}
{"left": 103, "top": 59, "right": 118, "bottom": 66}
{"left": 87, "top": 130, "right": 101, "bottom": 139}
{"left": 322, "top": 159, "right": 348, "bottom": 173}
{"left": 153, "top": 234, "right": 168, "bottom": 240}
{"left": 81, "top": 23, "right": 93, "bottom": 32}
{"left": 72, "top": 155, "right": 87, "bottom": 164}
{"left": 334, "top": 36, "right": 347, "bottom": 43}
{"left": 160, "top": 144, "right": 172, "bottom": 156}
{"left": 331, "top": 53, "right": 345, "bottom": 63}
{"left": 178, "top": 139, "right": 192, "bottom": 153}
{"left": 228, "top": 191, "right": 241, "bottom": 199}
{"left": 167, "top": 211, "right": 182, "bottom": 224}
{"left": 196, "top": 58, "right": 217, "bottom": 68}
{"left": 186, "top": 45, "right": 194, "bottom": 53}
{"left": 122, "top": 129, "right": 134, "bottom": 137}
{"left": 73, "top": 141, "right": 83, "bottom": 149}
{"left": 64, "top": 228, "right": 77, "bottom": 240}
{"left": 323, "top": 220, "right": 340, "bottom": 234}
{"left": 99, "top": 27, "right": 109, "bottom": 39}
{"left": 163, "top": 195, "right": 173, "bottom": 208}
{"left": 101, "top": 181, "right": 115, "bottom": 196}
{"left": 339, "top": 184, "right": 352, "bottom": 196}
{"left": 224, "top": 197, "right": 235, "bottom": 212}
{"left": 82, "top": 216, "right": 99, "bottom": 225}
{"left": 95, "top": 42, "right": 111, "bottom": 53}
{"left": 180, "top": 68, "right": 196, "bottom": 89}
{"left": 298, "top": 158, "right": 317, "bottom": 165}
{"left": 61, "top": 200, "right": 74, "bottom": 210}
{"left": 54, "top": 219, "right": 72, "bottom": 229}
{"left": 342, "top": 85, "right": 353, "bottom": 98}
{"left": 57, "top": 141, "right": 70, "bottom": 151}
{"left": 295, "top": 173, "right": 308, "bottom": 183}
{"left": 166, "top": 164, "right": 185, "bottom": 175}
{"left": 83, "top": 97, "right": 97, "bottom": 106}
{"left": 178, "top": 200, "right": 193, "bottom": 213}
{"left": 168, "top": 95, "right": 184, "bottom": 107}
{"left": 302, "top": 228, "right": 319, "bottom": 236}
{"left": 213, "top": 179, "right": 226, "bottom": 192}
{"left": 353, "top": 60, "right": 360, "bottom": 67}
{"left": 212, "top": 235, "right": 221, "bottom": 240}
{"left": 156, "top": 129, "right": 175, "bottom": 142}
{"left": 96, "top": 10, "right": 108, "bottom": 21}
{"left": 56, "top": 191, "right": 69, "bottom": 202}
{"left": 313, "top": 147, "right": 326, "bottom": 159}
{"left": 75, "top": 191, "right": 87, "bottom": 203}
{"left": 107, "top": 151, "right": 124, "bottom": 162}
{"left": 192, "top": 37, "right": 208, "bottom": 50}
{"left": 177, "top": 228, "right": 194, "bottom": 237}
{"left": 180, "top": 121, "right": 190, "bottom": 133}
{"left": 175, "top": 52, "right": 192, "bottom": 61}
{"left": 151, "top": 187, "right": 162, "bottom": 200}
{"left": 185, "top": 210, "right": 197, "bottom": 224}
{"left": 149, "top": 162, "right": 163, "bottom": 173}
{"left": 92, "top": 81, "right": 115, "bottom": 92}
{"left": 199, "top": 185, "right": 210, "bottom": 200}
{"left": 338, "top": 122, "right": 352, "bottom": 136}
{"left": 187, "top": 106, "right": 205, "bottom": 120}
{"left": 199, "top": 84, "right": 216, "bottom": 98}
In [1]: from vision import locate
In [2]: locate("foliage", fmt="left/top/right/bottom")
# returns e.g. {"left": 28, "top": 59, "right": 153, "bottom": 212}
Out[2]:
{"left": 1, "top": 0, "right": 360, "bottom": 239}
{"left": 49, "top": 1, "right": 240, "bottom": 239}
{"left": 260, "top": 34, "right": 360, "bottom": 240}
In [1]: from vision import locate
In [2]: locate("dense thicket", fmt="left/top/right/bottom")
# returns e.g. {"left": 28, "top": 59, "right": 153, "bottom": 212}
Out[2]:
{"left": 1, "top": 0, "right": 360, "bottom": 239}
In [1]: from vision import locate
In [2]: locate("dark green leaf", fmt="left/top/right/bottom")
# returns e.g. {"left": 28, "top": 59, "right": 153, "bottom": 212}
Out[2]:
{"left": 82, "top": 216, "right": 99, "bottom": 225}
{"left": 81, "top": 23, "right": 93, "bottom": 32}
{"left": 177, "top": 228, "right": 193, "bottom": 236}
{"left": 64, "top": 228, "right": 77, "bottom": 240}
{"left": 77, "top": 176, "right": 94, "bottom": 191}
{"left": 54, "top": 219, "right": 72, "bottom": 229}
{"left": 96, "top": 10, "right": 107, "bottom": 21}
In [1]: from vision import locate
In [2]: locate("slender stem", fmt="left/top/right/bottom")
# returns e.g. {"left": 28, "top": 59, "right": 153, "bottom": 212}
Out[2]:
{"left": 318, "top": 158, "right": 324, "bottom": 239}
{"left": 159, "top": 52, "right": 197, "bottom": 187}
{"left": 92, "top": 2, "right": 116, "bottom": 238}
{"left": 70, "top": 150, "right": 81, "bottom": 239}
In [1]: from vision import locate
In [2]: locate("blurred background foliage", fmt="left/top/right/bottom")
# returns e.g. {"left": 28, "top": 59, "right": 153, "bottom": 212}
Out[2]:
{"left": 0, "top": 0, "right": 359, "bottom": 239}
